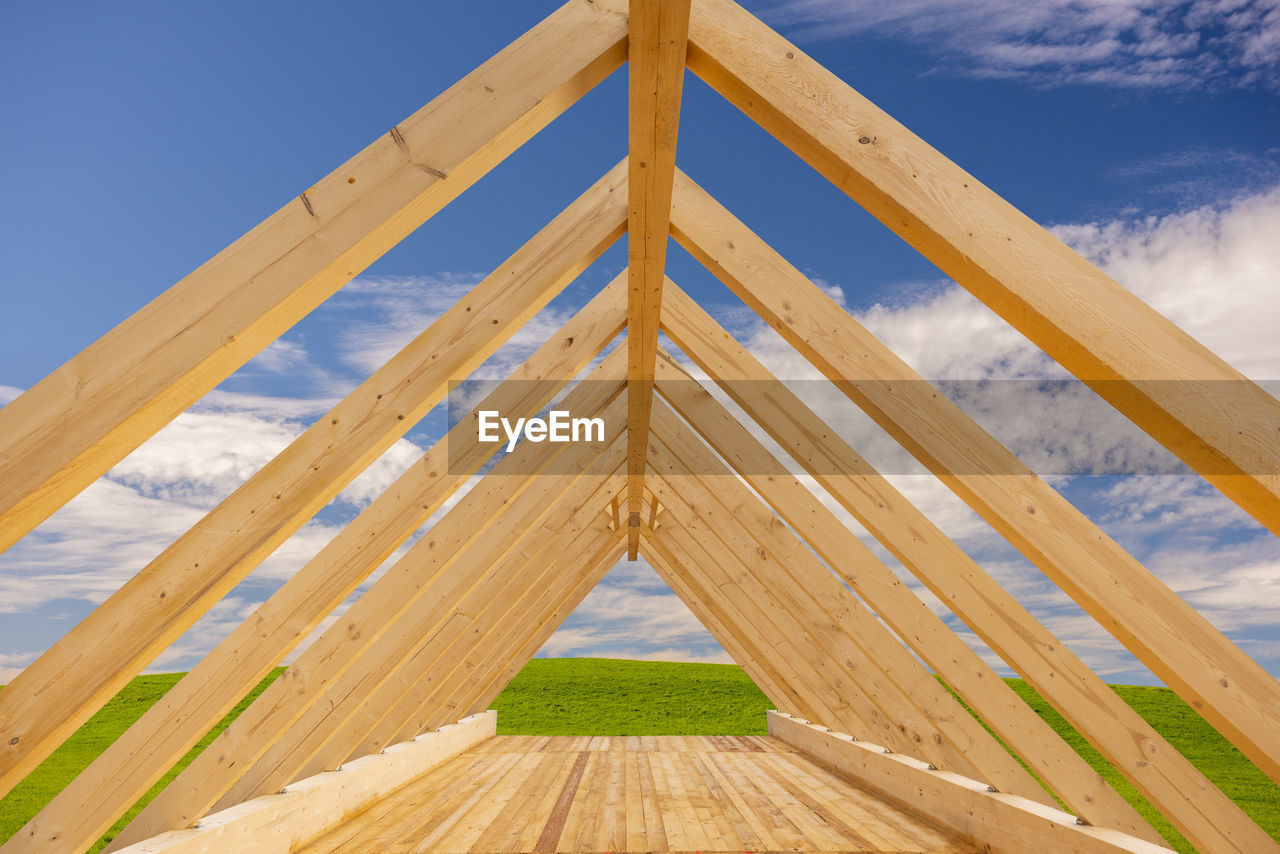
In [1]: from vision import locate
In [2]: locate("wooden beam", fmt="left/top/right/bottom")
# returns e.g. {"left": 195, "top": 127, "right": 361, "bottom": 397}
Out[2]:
{"left": 670, "top": 168, "right": 1280, "bottom": 794}
{"left": 647, "top": 424, "right": 1053, "bottom": 805}
{"left": 658, "top": 287, "right": 1274, "bottom": 852}
{"left": 768, "top": 713, "right": 1174, "bottom": 854}
{"left": 0, "top": 160, "right": 627, "bottom": 802}
{"left": 460, "top": 535, "right": 629, "bottom": 722}
{"left": 641, "top": 496, "right": 843, "bottom": 728}
{"left": 640, "top": 536, "right": 794, "bottom": 712}
{"left": 377, "top": 509, "right": 625, "bottom": 751}
{"left": 626, "top": 0, "right": 691, "bottom": 559}
{"left": 653, "top": 298, "right": 1182, "bottom": 842}
{"left": 266, "top": 472, "right": 625, "bottom": 789}
{"left": 112, "top": 713, "right": 496, "bottom": 854}
{"left": 107, "top": 400, "right": 627, "bottom": 850}
{"left": 686, "top": 0, "right": 1280, "bottom": 537}
{"left": 8, "top": 280, "right": 627, "bottom": 854}
{"left": 0, "top": 0, "right": 628, "bottom": 556}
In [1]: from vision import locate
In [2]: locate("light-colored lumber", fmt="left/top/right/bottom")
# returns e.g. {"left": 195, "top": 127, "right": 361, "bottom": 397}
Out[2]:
{"left": 670, "top": 167, "right": 1280, "bottom": 791}
{"left": 648, "top": 427, "right": 1052, "bottom": 805}
{"left": 626, "top": 0, "right": 691, "bottom": 559}
{"left": 645, "top": 505, "right": 851, "bottom": 730}
{"left": 107, "top": 399, "right": 627, "bottom": 851}
{"left": 287, "top": 473, "right": 624, "bottom": 777}
{"left": 460, "top": 537, "right": 630, "bottom": 720}
{"left": 7, "top": 279, "right": 627, "bottom": 854}
{"left": 0, "top": 0, "right": 628, "bottom": 558}
{"left": 216, "top": 469, "right": 624, "bottom": 809}
{"left": 111, "top": 713, "right": 495, "bottom": 854}
{"left": 656, "top": 283, "right": 1272, "bottom": 852}
{"left": 638, "top": 537, "right": 793, "bottom": 712}
{"left": 0, "top": 160, "right": 629, "bottom": 802}
{"left": 686, "top": 0, "right": 1280, "bottom": 537}
{"left": 651, "top": 315, "right": 1163, "bottom": 840}
{"left": 769, "top": 712, "right": 1173, "bottom": 854}
{"left": 392, "top": 519, "right": 628, "bottom": 745}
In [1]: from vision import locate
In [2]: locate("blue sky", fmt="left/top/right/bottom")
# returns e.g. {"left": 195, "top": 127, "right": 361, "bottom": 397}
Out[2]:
{"left": 1, "top": 0, "right": 1278, "bottom": 687}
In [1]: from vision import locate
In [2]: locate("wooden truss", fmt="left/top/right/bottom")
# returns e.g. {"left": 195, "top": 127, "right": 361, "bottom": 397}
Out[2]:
{"left": 0, "top": 0, "right": 1277, "bottom": 851}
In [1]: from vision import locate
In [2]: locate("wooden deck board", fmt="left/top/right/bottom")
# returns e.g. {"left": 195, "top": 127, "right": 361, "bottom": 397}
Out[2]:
{"left": 295, "top": 735, "right": 980, "bottom": 853}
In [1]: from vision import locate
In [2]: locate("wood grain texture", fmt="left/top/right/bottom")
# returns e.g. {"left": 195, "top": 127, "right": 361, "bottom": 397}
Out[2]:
{"left": 7, "top": 276, "right": 626, "bottom": 854}
{"left": 686, "top": 0, "right": 1280, "bottom": 537}
{"left": 291, "top": 734, "right": 975, "bottom": 854}
{"left": 626, "top": 0, "right": 691, "bottom": 559}
{"left": 107, "top": 398, "right": 628, "bottom": 850}
{"left": 111, "top": 714, "right": 495, "bottom": 854}
{"left": 0, "top": 160, "right": 628, "bottom": 806}
{"left": 655, "top": 286, "right": 1174, "bottom": 843}
{"left": 646, "top": 424, "right": 1053, "bottom": 806}
{"left": 769, "top": 712, "right": 1173, "bottom": 854}
{"left": 670, "top": 167, "right": 1280, "bottom": 814}
{"left": 0, "top": 0, "right": 628, "bottom": 557}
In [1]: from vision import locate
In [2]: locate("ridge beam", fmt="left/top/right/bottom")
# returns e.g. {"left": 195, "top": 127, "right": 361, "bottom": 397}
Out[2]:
{"left": 626, "top": 0, "right": 691, "bottom": 559}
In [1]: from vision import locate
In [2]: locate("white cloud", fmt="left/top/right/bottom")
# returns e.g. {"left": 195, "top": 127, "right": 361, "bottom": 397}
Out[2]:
{"left": 763, "top": 0, "right": 1280, "bottom": 90}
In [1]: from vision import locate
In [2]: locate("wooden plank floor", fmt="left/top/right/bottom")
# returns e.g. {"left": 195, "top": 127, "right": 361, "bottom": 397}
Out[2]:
{"left": 296, "top": 735, "right": 978, "bottom": 853}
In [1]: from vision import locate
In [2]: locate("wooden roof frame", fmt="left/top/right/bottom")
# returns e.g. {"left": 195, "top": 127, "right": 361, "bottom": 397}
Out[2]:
{"left": 0, "top": 0, "right": 1277, "bottom": 851}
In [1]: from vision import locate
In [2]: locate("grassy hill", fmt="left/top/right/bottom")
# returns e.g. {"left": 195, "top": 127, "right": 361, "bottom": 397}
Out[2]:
{"left": 2, "top": 657, "right": 1277, "bottom": 852}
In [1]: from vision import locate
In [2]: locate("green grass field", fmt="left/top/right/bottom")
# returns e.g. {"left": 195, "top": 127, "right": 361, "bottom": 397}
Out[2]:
{"left": 2, "top": 658, "right": 1277, "bottom": 852}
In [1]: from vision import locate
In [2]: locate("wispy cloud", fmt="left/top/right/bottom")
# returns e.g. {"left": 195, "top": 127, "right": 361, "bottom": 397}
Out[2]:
{"left": 761, "top": 0, "right": 1280, "bottom": 91}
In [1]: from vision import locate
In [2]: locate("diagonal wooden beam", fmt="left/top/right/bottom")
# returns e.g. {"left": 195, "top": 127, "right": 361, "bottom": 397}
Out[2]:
{"left": 108, "top": 396, "right": 627, "bottom": 850}
{"left": 640, "top": 535, "right": 797, "bottom": 713}
{"left": 6, "top": 285, "right": 627, "bottom": 854}
{"left": 658, "top": 291, "right": 1276, "bottom": 851}
{"left": 458, "top": 531, "right": 629, "bottom": 725}
{"left": 647, "top": 421, "right": 1053, "bottom": 805}
{"left": 641, "top": 484, "right": 851, "bottom": 730}
{"left": 220, "top": 465, "right": 627, "bottom": 808}
{"left": 686, "top": 0, "right": 1280, "bottom": 536}
{"left": 650, "top": 341, "right": 1163, "bottom": 842}
{"left": 363, "top": 486, "right": 627, "bottom": 756}
{"left": 0, "top": 0, "right": 628, "bottom": 557}
{"left": 626, "top": 0, "right": 691, "bottom": 559}
{"left": 0, "top": 161, "right": 628, "bottom": 801}
{"left": 671, "top": 172, "right": 1280, "bottom": 814}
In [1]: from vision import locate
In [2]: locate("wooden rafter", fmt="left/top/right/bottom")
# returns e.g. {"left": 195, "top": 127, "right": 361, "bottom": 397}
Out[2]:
{"left": 460, "top": 532, "right": 630, "bottom": 722}
{"left": 379, "top": 506, "right": 627, "bottom": 750}
{"left": 8, "top": 279, "right": 627, "bottom": 854}
{"left": 107, "top": 399, "right": 628, "bottom": 849}
{"left": 655, "top": 282, "right": 1268, "bottom": 848}
{"left": 0, "top": 0, "right": 627, "bottom": 558}
{"left": 0, "top": 161, "right": 628, "bottom": 803}
{"left": 626, "top": 0, "right": 691, "bottom": 559}
{"left": 646, "top": 426, "right": 1054, "bottom": 805}
{"left": 221, "top": 468, "right": 627, "bottom": 807}
{"left": 639, "top": 536, "right": 794, "bottom": 710}
{"left": 670, "top": 167, "right": 1280, "bottom": 795}
{"left": 686, "top": 0, "right": 1280, "bottom": 538}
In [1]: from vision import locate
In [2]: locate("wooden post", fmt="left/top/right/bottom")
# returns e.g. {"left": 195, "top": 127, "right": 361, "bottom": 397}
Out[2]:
{"left": 670, "top": 167, "right": 1280, "bottom": 793}
{"left": 626, "top": 0, "right": 691, "bottom": 559}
